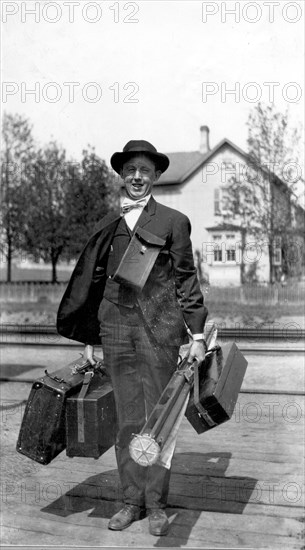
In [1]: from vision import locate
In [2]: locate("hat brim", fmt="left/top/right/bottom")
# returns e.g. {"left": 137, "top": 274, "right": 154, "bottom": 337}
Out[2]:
{"left": 111, "top": 150, "right": 170, "bottom": 175}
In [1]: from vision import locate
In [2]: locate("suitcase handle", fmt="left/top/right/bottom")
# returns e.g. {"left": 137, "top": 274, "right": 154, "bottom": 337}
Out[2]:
{"left": 205, "top": 344, "right": 221, "bottom": 357}
{"left": 71, "top": 357, "right": 105, "bottom": 375}
{"left": 44, "top": 357, "right": 106, "bottom": 385}
{"left": 176, "top": 345, "right": 221, "bottom": 383}
{"left": 44, "top": 370, "right": 65, "bottom": 384}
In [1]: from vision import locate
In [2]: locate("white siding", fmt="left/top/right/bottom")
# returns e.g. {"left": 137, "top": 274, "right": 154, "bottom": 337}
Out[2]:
{"left": 153, "top": 144, "right": 272, "bottom": 284}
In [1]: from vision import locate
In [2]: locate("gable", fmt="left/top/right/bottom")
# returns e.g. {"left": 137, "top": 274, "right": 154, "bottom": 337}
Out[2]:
{"left": 157, "top": 139, "right": 249, "bottom": 186}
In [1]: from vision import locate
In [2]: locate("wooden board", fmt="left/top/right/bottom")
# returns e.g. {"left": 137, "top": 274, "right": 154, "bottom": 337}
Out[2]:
{"left": 1, "top": 501, "right": 304, "bottom": 548}
{"left": 1, "top": 350, "right": 304, "bottom": 548}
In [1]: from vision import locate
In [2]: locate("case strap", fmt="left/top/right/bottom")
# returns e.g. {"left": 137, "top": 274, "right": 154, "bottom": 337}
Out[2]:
{"left": 193, "top": 361, "right": 217, "bottom": 428}
{"left": 77, "top": 370, "right": 94, "bottom": 443}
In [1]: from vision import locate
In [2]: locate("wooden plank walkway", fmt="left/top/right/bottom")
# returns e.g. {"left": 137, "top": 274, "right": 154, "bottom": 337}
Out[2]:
{"left": 0, "top": 347, "right": 304, "bottom": 548}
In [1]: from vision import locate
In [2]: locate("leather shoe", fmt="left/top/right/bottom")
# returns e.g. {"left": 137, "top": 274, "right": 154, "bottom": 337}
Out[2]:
{"left": 108, "top": 504, "right": 141, "bottom": 530}
{"left": 147, "top": 508, "right": 169, "bottom": 536}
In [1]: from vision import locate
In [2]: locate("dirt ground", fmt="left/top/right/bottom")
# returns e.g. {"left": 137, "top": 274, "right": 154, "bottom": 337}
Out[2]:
{"left": 1, "top": 300, "right": 304, "bottom": 329}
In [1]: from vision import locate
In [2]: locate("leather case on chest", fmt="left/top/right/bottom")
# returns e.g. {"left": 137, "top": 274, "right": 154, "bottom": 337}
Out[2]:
{"left": 112, "top": 226, "right": 165, "bottom": 291}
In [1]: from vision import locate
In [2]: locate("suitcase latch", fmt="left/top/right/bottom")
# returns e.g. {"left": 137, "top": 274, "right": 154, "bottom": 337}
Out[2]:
{"left": 196, "top": 403, "right": 217, "bottom": 427}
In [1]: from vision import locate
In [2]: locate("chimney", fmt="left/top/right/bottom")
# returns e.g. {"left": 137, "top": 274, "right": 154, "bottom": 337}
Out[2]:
{"left": 199, "top": 125, "right": 210, "bottom": 154}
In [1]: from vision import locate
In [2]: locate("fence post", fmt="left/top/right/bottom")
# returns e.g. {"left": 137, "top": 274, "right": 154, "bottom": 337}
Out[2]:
{"left": 274, "top": 285, "right": 279, "bottom": 304}
{"left": 240, "top": 286, "right": 245, "bottom": 304}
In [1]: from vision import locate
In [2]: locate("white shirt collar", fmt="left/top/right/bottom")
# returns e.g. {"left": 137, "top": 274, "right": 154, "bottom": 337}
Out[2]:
{"left": 121, "top": 195, "right": 151, "bottom": 230}
{"left": 121, "top": 194, "right": 151, "bottom": 207}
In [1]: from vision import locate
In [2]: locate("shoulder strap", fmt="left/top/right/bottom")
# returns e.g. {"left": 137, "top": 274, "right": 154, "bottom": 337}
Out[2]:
{"left": 77, "top": 370, "right": 94, "bottom": 443}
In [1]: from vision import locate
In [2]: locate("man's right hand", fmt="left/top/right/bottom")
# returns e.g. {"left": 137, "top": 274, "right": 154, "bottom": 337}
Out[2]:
{"left": 83, "top": 344, "right": 96, "bottom": 366}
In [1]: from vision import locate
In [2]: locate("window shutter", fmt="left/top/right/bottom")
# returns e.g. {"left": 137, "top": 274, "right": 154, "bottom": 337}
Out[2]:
{"left": 214, "top": 189, "right": 220, "bottom": 215}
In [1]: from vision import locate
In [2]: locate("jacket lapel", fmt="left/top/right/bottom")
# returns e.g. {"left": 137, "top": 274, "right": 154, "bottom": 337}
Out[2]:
{"left": 93, "top": 211, "right": 121, "bottom": 235}
{"left": 136, "top": 196, "right": 157, "bottom": 229}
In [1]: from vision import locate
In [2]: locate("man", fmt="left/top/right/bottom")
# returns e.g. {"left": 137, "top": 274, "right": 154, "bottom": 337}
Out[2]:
{"left": 57, "top": 140, "right": 208, "bottom": 536}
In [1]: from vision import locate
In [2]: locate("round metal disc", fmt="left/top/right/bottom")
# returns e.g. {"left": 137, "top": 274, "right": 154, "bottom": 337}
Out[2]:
{"left": 129, "top": 433, "right": 161, "bottom": 467}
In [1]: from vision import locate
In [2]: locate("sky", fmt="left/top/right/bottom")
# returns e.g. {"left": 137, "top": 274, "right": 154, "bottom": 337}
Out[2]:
{"left": 1, "top": 0, "right": 304, "bottom": 172}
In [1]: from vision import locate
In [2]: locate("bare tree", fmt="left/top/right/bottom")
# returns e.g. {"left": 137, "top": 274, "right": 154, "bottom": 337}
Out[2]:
{"left": 23, "top": 144, "right": 119, "bottom": 282}
{"left": 222, "top": 103, "right": 304, "bottom": 283}
{"left": 1, "top": 113, "right": 119, "bottom": 283}
{"left": 64, "top": 147, "right": 119, "bottom": 260}
{"left": 0, "top": 112, "right": 35, "bottom": 281}
{"left": 22, "top": 142, "right": 72, "bottom": 283}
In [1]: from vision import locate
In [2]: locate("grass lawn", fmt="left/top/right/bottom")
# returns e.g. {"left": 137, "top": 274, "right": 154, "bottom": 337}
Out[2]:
{"left": 0, "top": 265, "right": 73, "bottom": 283}
{"left": 206, "top": 300, "right": 305, "bottom": 325}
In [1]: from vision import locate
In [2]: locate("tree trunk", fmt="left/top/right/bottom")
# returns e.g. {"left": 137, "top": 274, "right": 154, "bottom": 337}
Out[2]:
{"left": 269, "top": 242, "right": 274, "bottom": 283}
{"left": 6, "top": 242, "right": 12, "bottom": 283}
{"left": 240, "top": 230, "right": 246, "bottom": 284}
{"left": 51, "top": 257, "right": 58, "bottom": 284}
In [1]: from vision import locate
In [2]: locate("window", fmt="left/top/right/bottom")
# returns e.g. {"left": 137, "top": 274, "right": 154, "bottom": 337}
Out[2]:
{"left": 225, "top": 233, "right": 236, "bottom": 262}
{"left": 214, "top": 187, "right": 233, "bottom": 216}
{"left": 222, "top": 161, "right": 235, "bottom": 170}
{"left": 214, "top": 248, "right": 223, "bottom": 262}
{"left": 272, "top": 236, "right": 282, "bottom": 266}
{"left": 221, "top": 160, "right": 236, "bottom": 184}
{"left": 226, "top": 248, "right": 236, "bottom": 262}
{"left": 212, "top": 235, "right": 222, "bottom": 262}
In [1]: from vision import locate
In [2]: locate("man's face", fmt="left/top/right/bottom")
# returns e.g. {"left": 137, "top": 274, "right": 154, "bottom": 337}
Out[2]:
{"left": 121, "top": 154, "right": 161, "bottom": 200}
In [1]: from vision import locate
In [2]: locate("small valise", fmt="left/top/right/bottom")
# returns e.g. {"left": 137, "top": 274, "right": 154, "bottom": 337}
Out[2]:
{"left": 185, "top": 342, "right": 248, "bottom": 433}
{"left": 65, "top": 372, "right": 116, "bottom": 459}
{"left": 16, "top": 356, "right": 104, "bottom": 464}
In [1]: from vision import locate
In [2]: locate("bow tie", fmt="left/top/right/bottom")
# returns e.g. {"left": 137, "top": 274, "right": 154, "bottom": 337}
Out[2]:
{"left": 121, "top": 198, "right": 147, "bottom": 215}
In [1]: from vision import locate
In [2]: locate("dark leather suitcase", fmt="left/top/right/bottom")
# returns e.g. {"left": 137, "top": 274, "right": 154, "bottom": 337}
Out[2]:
{"left": 185, "top": 342, "right": 248, "bottom": 433}
{"left": 16, "top": 356, "right": 104, "bottom": 464}
{"left": 112, "top": 226, "right": 165, "bottom": 291}
{"left": 65, "top": 371, "right": 116, "bottom": 458}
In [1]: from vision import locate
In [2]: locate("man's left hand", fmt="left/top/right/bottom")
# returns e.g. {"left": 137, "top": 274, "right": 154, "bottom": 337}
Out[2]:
{"left": 187, "top": 340, "right": 207, "bottom": 364}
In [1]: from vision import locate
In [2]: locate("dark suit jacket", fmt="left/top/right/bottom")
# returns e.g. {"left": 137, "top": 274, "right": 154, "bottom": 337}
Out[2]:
{"left": 57, "top": 197, "right": 208, "bottom": 345}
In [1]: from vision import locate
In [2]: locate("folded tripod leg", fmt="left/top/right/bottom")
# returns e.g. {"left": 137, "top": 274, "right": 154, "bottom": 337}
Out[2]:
{"left": 129, "top": 321, "right": 217, "bottom": 466}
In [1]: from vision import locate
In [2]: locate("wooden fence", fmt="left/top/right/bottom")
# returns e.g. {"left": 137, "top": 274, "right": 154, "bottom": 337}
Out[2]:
{"left": 0, "top": 282, "right": 67, "bottom": 304}
{"left": 203, "top": 284, "right": 304, "bottom": 304}
{"left": 0, "top": 282, "right": 304, "bottom": 304}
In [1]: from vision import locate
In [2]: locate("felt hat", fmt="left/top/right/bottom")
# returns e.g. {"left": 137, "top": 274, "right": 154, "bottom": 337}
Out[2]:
{"left": 110, "top": 140, "right": 170, "bottom": 174}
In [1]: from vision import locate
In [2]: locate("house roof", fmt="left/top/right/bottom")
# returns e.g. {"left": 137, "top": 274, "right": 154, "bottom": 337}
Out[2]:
{"left": 206, "top": 223, "right": 243, "bottom": 233}
{"left": 155, "top": 151, "right": 208, "bottom": 185}
{"left": 156, "top": 137, "right": 298, "bottom": 195}
{"left": 156, "top": 138, "right": 247, "bottom": 186}
{"left": 117, "top": 135, "right": 304, "bottom": 212}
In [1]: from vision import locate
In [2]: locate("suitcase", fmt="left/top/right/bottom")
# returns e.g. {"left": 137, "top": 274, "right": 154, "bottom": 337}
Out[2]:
{"left": 185, "top": 342, "right": 248, "bottom": 433}
{"left": 16, "top": 355, "right": 104, "bottom": 464}
{"left": 65, "top": 371, "right": 116, "bottom": 459}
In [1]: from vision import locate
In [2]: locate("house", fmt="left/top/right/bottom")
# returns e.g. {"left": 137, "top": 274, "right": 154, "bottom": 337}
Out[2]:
{"left": 119, "top": 126, "right": 304, "bottom": 286}
{"left": 150, "top": 126, "right": 304, "bottom": 286}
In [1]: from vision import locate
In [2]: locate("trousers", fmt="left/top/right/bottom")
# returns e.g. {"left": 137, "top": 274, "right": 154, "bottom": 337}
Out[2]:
{"left": 98, "top": 298, "right": 180, "bottom": 509}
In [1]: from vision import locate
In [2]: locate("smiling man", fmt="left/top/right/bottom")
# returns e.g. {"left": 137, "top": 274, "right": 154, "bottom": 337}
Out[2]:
{"left": 57, "top": 140, "right": 208, "bottom": 536}
{"left": 122, "top": 154, "right": 158, "bottom": 198}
